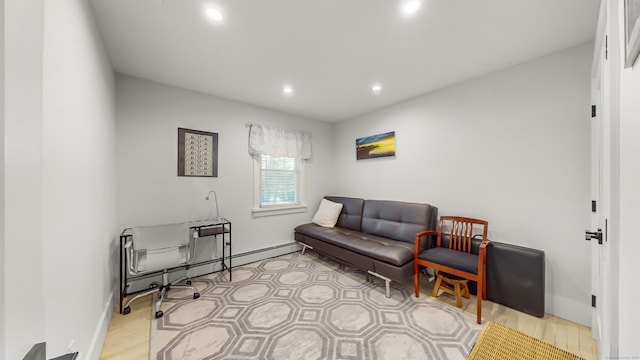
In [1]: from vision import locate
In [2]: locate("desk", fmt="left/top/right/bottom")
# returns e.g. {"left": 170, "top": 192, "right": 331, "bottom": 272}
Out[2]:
{"left": 119, "top": 219, "right": 232, "bottom": 314}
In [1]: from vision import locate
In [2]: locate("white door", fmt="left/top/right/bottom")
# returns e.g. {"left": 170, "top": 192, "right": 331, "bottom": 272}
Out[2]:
{"left": 590, "top": 2, "right": 612, "bottom": 357}
{"left": 590, "top": 61, "right": 602, "bottom": 344}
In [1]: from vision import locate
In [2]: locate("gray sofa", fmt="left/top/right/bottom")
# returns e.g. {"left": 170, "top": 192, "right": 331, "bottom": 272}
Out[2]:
{"left": 294, "top": 196, "right": 438, "bottom": 297}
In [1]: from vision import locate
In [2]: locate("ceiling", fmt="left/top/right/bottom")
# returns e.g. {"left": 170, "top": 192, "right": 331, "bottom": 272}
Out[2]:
{"left": 90, "top": 0, "right": 601, "bottom": 122}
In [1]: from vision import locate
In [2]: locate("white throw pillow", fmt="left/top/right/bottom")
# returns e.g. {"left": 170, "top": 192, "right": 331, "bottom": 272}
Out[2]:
{"left": 312, "top": 199, "right": 343, "bottom": 228}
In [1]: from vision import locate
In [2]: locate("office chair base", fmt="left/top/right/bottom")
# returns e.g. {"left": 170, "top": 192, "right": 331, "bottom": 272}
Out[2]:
{"left": 122, "top": 275, "right": 200, "bottom": 317}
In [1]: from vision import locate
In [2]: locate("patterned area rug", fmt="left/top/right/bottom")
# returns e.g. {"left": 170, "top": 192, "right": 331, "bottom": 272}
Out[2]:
{"left": 149, "top": 252, "right": 482, "bottom": 360}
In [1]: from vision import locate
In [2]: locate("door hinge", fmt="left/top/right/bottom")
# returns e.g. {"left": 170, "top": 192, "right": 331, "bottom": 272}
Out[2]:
{"left": 585, "top": 229, "right": 603, "bottom": 245}
{"left": 592, "top": 295, "right": 597, "bottom": 308}
{"left": 591, "top": 200, "right": 597, "bottom": 212}
{"left": 591, "top": 105, "right": 596, "bottom": 118}
{"left": 605, "top": 35, "right": 608, "bottom": 60}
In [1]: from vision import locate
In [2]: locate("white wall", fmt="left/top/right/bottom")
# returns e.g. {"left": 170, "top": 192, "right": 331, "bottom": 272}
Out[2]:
{"left": 332, "top": 43, "right": 593, "bottom": 325}
{"left": 3, "top": 0, "right": 116, "bottom": 359}
{"left": 115, "top": 75, "right": 333, "bottom": 260}
{"left": 0, "top": 0, "right": 6, "bottom": 357}
{"left": 616, "top": 0, "right": 640, "bottom": 356}
{"left": 3, "top": 1, "right": 46, "bottom": 359}
{"left": 42, "top": 0, "right": 116, "bottom": 358}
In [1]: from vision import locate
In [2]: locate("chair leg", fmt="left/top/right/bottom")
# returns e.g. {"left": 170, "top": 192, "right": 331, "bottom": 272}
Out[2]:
{"left": 169, "top": 267, "right": 201, "bottom": 300}
{"left": 414, "top": 263, "right": 420, "bottom": 298}
{"left": 462, "top": 283, "right": 470, "bottom": 299}
{"left": 171, "top": 283, "right": 201, "bottom": 299}
{"left": 454, "top": 283, "right": 462, "bottom": 308}
{"left": 122, "top": 288, "right": 157, "bottom": 315}
{"left": 476, "top": 279, "right": 482, "bottom": 324}
{"left": 154, "top": 287, "right": 166, "bottom": 319}
{"left": 482, "top": 273, "right": 488, "bottom": 300}
{"left": 477, "top": 270, "right": 487, "bottom": 324}
{"left": 431, "top": 274, "right": 443, "bottom": 298}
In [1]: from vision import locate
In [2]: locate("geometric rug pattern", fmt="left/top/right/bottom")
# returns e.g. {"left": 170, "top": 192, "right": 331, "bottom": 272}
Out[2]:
{"left": 149, "top": 251, "right": 482, "bottom": 360}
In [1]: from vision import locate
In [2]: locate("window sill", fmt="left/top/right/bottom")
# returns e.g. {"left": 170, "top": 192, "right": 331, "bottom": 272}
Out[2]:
{"left": 252, "top": 204, "right": 307, "bottom": 217}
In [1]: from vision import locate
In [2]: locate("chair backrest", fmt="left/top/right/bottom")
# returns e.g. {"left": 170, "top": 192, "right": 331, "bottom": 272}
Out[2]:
{"left": 132, "top": 223, "right": 191, "bottom": 250}
{"left": 437, "top": 216, "right": 488, "bottom": 253}
{"left": 129, "top": 223, "right": 193, "bottom": 274}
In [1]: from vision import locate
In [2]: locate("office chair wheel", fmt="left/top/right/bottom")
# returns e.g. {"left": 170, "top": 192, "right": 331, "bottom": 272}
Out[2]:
{"left": 123, "top": 306, "right": 131, "bottom": 315}
{"left": 155, "top": 310, "right": 164, "bottom": 319}
{"left": 194, "top": 292, "right": 200, "bottom": 299}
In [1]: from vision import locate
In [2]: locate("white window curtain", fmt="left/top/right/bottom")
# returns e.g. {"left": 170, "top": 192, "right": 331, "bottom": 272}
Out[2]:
{"left": 248, "top": 123, "right": 312, "bottom": 159}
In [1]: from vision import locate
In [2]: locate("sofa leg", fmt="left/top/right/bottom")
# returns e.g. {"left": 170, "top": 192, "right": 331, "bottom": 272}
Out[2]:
{"left": 367, "top": 270, "right": 392, "bottom": 298}
{"left": 299, "top": 242, "right": 313, "bottom": 255}
{"left": 385, "top": 279, "right": 391, "bottom": 298}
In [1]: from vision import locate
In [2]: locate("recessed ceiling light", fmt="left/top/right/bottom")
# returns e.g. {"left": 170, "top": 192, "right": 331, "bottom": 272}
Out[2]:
{"left": 402, "top": 0, "right": 421, "bottom": 15}
{"left": 206, "top": 8, "right": 223, "bottom": 22}
{"left": 372, "top": 84, "right": 382, "bottom": 94}
{"left": 283, "top": 86, "right": 294, "bottom": 96}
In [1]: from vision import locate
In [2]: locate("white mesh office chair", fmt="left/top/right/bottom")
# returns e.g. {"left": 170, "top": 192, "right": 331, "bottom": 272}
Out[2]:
{"left": 122, "top": 223, "right": 200, "bottom": 318}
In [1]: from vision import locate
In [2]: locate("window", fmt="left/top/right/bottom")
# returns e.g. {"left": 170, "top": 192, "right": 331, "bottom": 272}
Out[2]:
{"left": 253, "top": 154, "right": 306, "bottom": 216}
{"left": 248, "top": 123, "right": 310, "bottom": 216}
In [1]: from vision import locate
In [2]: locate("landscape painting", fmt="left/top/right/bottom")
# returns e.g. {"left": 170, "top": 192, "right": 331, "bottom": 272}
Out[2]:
{"left": 356, "top": 131, "right": 396, "bottom": 160}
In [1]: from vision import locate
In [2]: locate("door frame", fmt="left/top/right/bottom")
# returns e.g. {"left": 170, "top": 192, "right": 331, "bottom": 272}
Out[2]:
{"left": 590, "top": 0, "right": 613, "bottom": 357}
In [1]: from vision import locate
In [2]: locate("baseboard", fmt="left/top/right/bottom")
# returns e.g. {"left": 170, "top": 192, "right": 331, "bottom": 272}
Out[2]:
{"left": 545, "top": 294, "right": 591, "bottom": 327}
{"left": 125, "top": 242, "right": 302, "bottom": 293}
{"left": 85, "top": 296, "right": 114, "bottom": 360}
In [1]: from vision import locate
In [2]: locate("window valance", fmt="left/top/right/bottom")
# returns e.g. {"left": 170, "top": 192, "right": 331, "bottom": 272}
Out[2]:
{"left": 248, "top": 123, "right": 312, "bottom": 159}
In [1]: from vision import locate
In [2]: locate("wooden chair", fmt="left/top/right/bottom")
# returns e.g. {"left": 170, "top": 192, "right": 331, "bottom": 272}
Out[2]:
{"left": 414, "top": 216, "right": 491, "bottom": 324}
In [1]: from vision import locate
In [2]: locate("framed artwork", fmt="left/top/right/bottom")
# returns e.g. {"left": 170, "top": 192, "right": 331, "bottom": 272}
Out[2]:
{"left": 178, "top": 128, "right": 218, "bottom": 177}
{"left": 625, "top": 0, "right": 640, "bottom": 68}
{"left": 356, "top": 131, "right": 396, "bottom": 160}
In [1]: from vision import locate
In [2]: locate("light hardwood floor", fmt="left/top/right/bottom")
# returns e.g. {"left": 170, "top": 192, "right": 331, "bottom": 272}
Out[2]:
{"left": 100, "top": 272, "right": 597, "bottom": 360}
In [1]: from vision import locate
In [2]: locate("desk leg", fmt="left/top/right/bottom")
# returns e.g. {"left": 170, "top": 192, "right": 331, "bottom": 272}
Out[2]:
{"left": 119, "top": 236, "right": 124, "bottom": 314}
{"left": 228, "top": 223, "right": 232, "bottom": 281}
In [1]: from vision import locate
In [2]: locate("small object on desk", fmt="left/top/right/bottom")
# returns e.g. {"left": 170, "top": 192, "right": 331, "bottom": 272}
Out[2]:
{"left": 205, "top": 190, "right": 221, "bottom": 221}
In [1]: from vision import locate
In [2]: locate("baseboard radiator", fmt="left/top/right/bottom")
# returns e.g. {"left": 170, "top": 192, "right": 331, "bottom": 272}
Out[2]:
{"left": 125, "top": 242, "right": 302, "bottom": 293}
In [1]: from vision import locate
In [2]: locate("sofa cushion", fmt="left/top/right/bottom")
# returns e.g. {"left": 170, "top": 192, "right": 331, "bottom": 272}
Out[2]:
{"left": 295, "top": 223, "right": 415, "bottom": 266}
{"left": 325, "top": 196, "right": 365, "bottom": 232}
{"left": 312, "top": 199, "right": 343, "bottom": 228}
{"left": 417, "top": 247, "right": 478, "bottom": 275}
{"left": 361, "top": 200, "right": 437, "bottom": 243}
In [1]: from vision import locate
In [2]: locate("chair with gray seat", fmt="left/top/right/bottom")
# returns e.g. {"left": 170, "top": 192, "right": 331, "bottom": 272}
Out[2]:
{"left": 414, "top": 216, "right": 491, "bottom": 324}
{"left": 122, "top": 222, "right": 200, "bottom": 319}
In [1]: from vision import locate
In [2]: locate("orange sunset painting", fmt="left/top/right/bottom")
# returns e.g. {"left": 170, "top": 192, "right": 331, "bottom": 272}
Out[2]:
{"left": 356, "top": 131, "right": 396, "bottom": 160}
